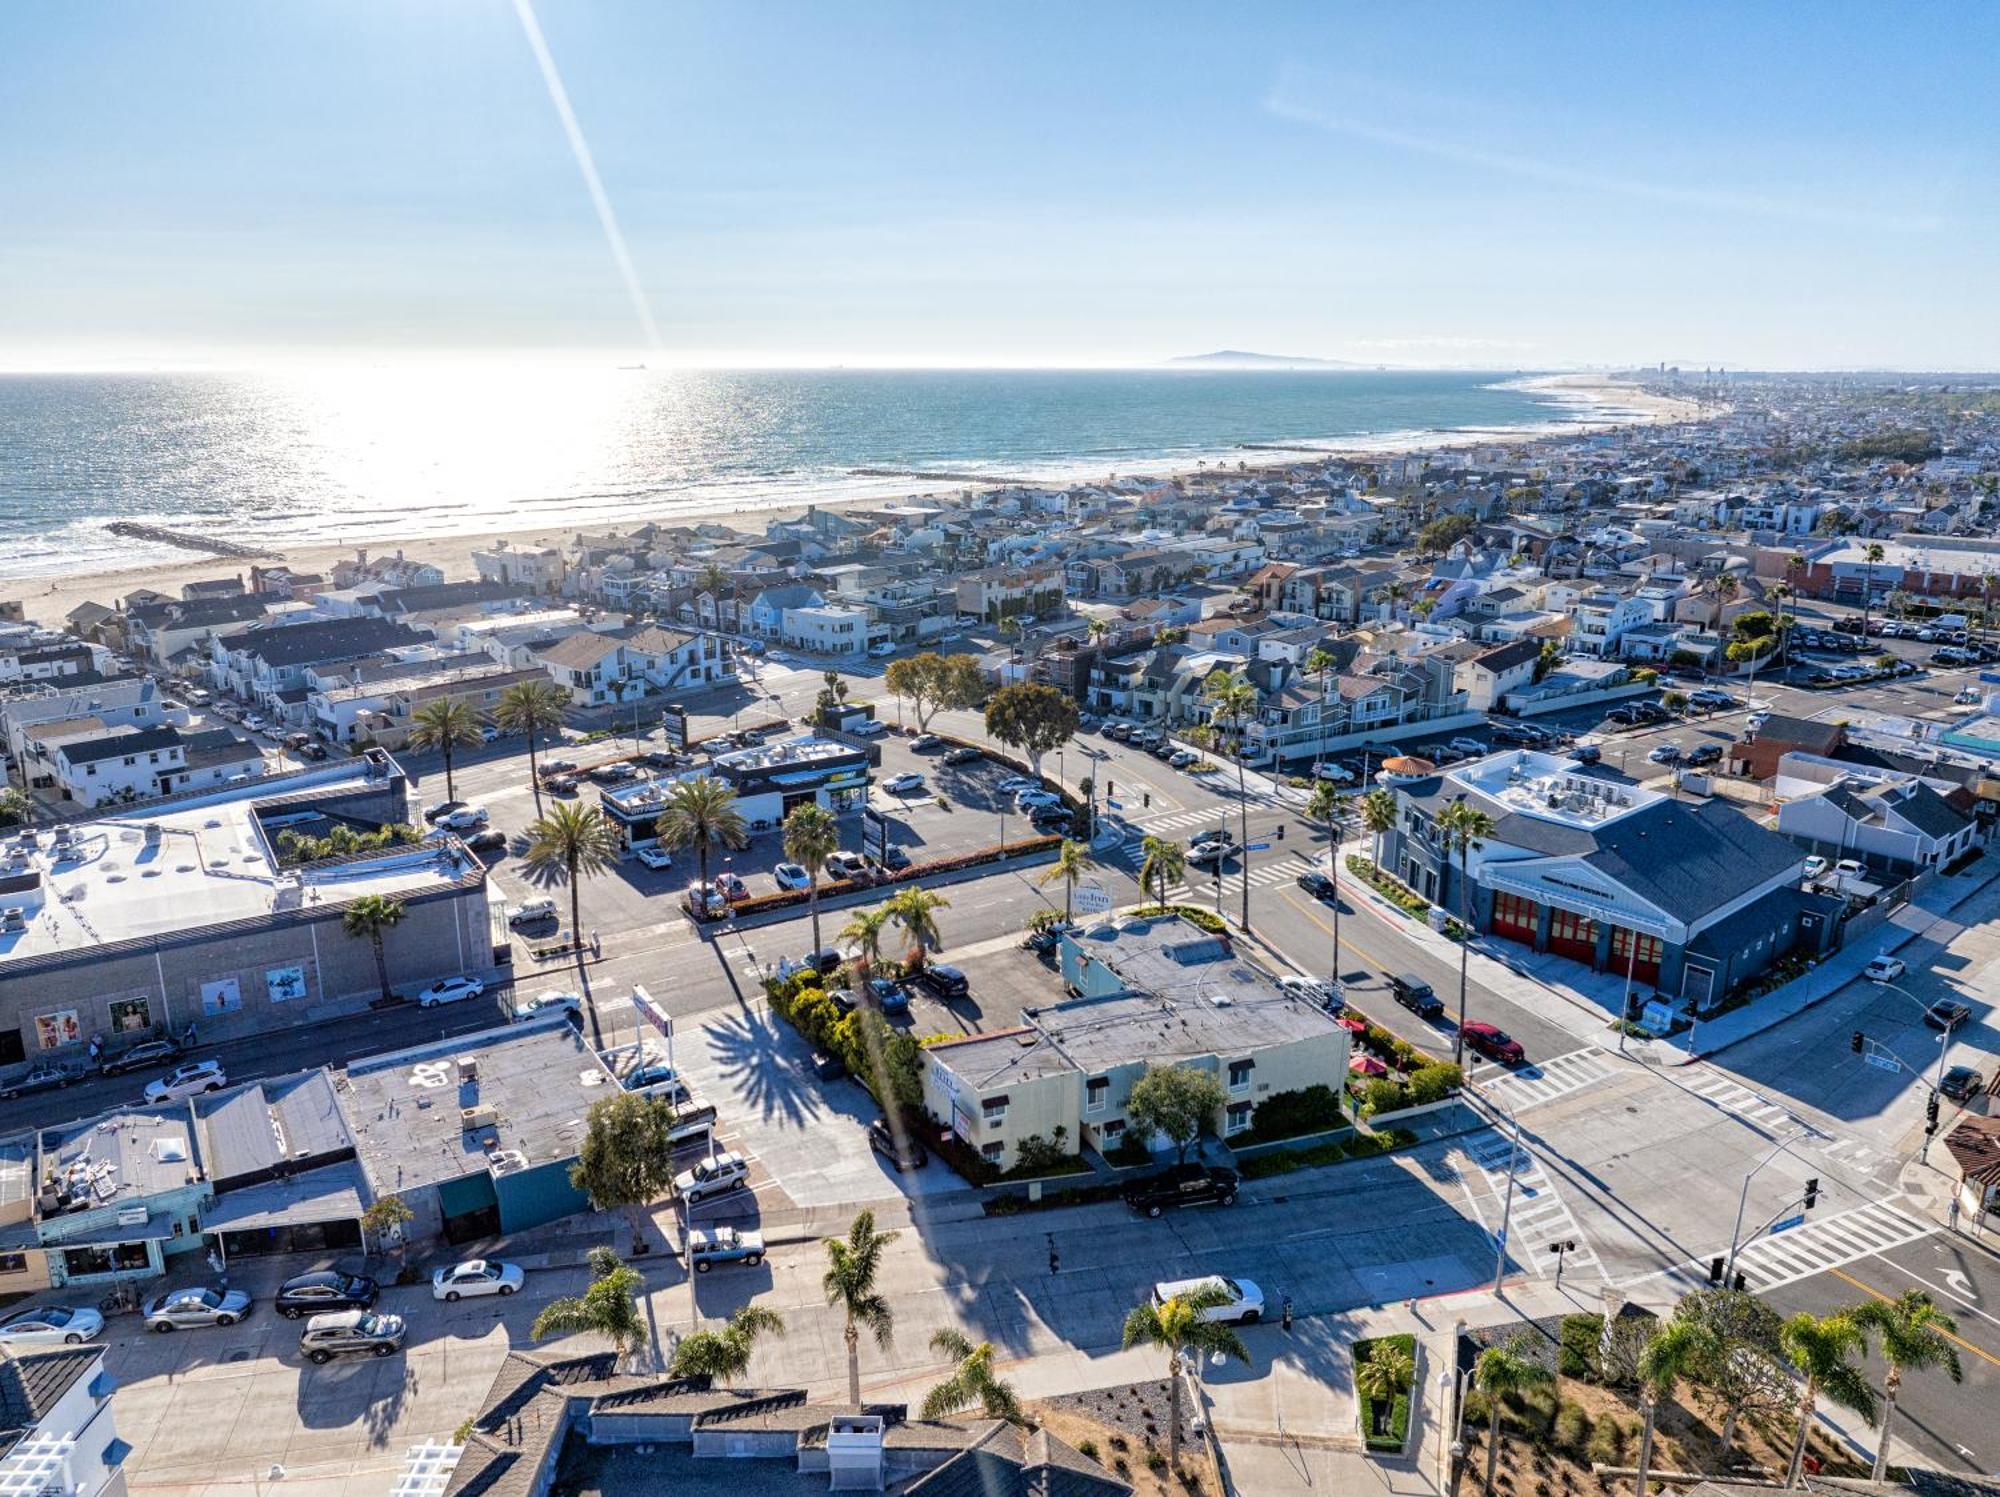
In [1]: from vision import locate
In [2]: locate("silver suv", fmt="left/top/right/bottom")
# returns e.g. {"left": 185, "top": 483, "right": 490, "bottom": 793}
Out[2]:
{"left": 299, "top": 1309, "right": 406, "bottom": 1364}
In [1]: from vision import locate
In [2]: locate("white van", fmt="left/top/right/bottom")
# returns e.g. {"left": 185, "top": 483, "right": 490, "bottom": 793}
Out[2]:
{"left": 1151, "top": 1274, "right": 1265, "bottom": 1325}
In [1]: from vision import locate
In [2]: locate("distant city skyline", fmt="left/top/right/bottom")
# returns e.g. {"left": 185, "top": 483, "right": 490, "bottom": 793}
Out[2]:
{"left": 4, "top": 1, "right": 1996, "bottom": 371}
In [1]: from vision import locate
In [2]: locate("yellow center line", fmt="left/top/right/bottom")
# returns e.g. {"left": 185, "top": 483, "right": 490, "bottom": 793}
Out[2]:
{"left": 1829, "top": 1265, "right": 2000, "bottom": 1371}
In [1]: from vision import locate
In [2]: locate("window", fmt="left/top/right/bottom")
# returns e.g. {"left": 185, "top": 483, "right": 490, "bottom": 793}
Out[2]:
{"left": 1227, "top": 1060, "right": 1254, "bottom": 1093}
{"left": 1085, "top": 1077, "right": 1109, "bottom": 1114}
{"left": 980, "top": 1142, "right": 1004, "bottom": 1162}
{"left": 60, "top": 1242, "right": 150, "bottom": 1278}
{"left": 1100, "top": 1119, "right": 1125, "bottom": 1141}
{"left": 1610, "top": 927, "right": 1663, "bottom": 966}
{"left": 1225, "top": 1102, "right": 1253, "bottom": 1136}
{"left": 981, "top": 1096, "right": 1009, "bottom": 1128}
{"left": 0, "top": 1254, "right": 26, "bottom": 1275}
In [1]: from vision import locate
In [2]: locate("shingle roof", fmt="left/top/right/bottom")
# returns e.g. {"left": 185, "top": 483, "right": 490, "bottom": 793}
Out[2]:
{"left": 533, "top": 632, "right": 624, "bottom": 671}
{"left": 908, "top": 1422, "right": 1131, "bottom": 1496}
{"left": 0, "top": 1346, "right": 100, "bottom": 1442}
{"left": 218, "top": 617, "right": 430, "bottom": 668}
{"left": 1583, "top": 798, "right": 1804, "bottom": 924}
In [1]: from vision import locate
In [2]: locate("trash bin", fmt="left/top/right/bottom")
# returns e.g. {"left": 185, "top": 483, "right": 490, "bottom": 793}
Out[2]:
{"left": 1427, "top": 906, "right": 1450, "bottom": 933}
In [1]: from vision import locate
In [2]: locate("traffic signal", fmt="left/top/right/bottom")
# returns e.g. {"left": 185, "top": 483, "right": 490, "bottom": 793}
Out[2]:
{"left": 1708, "top": 1256, "right": 1725, "bottom": 1287}
{"left": 1851, "top": 1030, "right": 1864, "bottom": 1054}
{"left": 1106, "top": 780, "right": 1114, "bottom": 800}
{"left": 1142, "top": 791, "right": 1151, "bottom": 808}
{"left": 1276, "top": 824, "right": 1286, "bottom": 841}
{"left": 1803, "top": 1178, "right": 1819, "bottom": 1210}
{"left": 1732, "top": 1271, "right": 1747, "bottom": 1293}
{"left": 1926, "top": 1092, "right": 1941, "bottom": 1134}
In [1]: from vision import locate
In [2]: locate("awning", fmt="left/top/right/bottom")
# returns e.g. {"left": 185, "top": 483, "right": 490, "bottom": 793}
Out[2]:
{"left": 200, "top": 1161, "right": 366, "bottom": 1235}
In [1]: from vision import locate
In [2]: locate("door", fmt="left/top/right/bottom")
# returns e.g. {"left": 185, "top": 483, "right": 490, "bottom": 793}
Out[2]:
{"left": 1490, "top": 891, "right": 1539, "bottom": 946}
{"left": 437, "top": 1173, "right": 501, "bottom": 1246}
{"left": 1547, "top": 909, "right": 1598, "bottom": 966}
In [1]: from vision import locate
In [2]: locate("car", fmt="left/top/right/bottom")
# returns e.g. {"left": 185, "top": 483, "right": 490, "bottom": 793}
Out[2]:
{"left": 243, "top": 714, "right": 268, "bottom": 732}
{"left": 1029, "top": 807, "right": 1073, "bottom": 831}
{"left": 509, "top": 897, "right": 558, "bottom": 926}
{"left": 144, "top": 1059, "right": 228, "bottom": 1101}
{"left": 300, "top": 1309, "right": 405, "bottom": 1364}
{"left": 849, "top": 718, "right": 891, "bottom": 738}
{"left": 1277, "top": 974, "right": 1332, "bottom": 1006}
{"left": 910, "top": 734, "right": 943, "bottom": 751}
{"left": 1747, "top": 711, "right": 1771, "bottom": 731}
{"left": 674, "top": 1151, "right": 750, "bottom": 1202}
{"left": 1568, "top": 744, "right": 1602, "bottom": 765}
{"left": 1833, "top": 617, "right": 1865, "bottom": 635}
{"left": 1124, "top": 1163, "right": 1240, "bottom": 1218}
{"left": 1689, "top": 690, "right": 1736, "bottom": 709}
{"left": 1015, "top": 789, "right": 1062, "bottom": 810}
{"left": 882, "top": 772, "right": 927, "bottom": 795}
{"left": 635, "top": 844, "right": 675, "bottom": 870}
{"left": 479, "top": 724, "right": 502, "bottom": 743}
{"left": 414, "top": 976, "right": 486, "bottom": 1009}
{"left": 876, "top": 844, "right": 911, "bottom": 871}
{"left": 423, "top": 799, "right": 467, "bottom": 825}
{"left": 867, "top": 1117, "right": 929, "bottom": 1172}
{"left": 1152, "top": 1274, "right": 1264, "bottom": 1325}
{"left": 865, "top": 975, "right": 910, "bottom": 1011}
{"left": 144, "top": 1285, "right": 252, "bottom": 1332}
{"left": 545, "top": 773, "right": 580, "bottom": 794}
{"left": 772, "top": 861, "right": 811, "bottom": 891}
{"left": 809, "top": 1048, "right": 847, "bottom": 1081}
{"left": 1648, "top": 744, "right": 1683, "bottom": 764}
{"left": 1683, "top": 743, "right": 1724, "bottom": 768}
{"left": 0, "top": 1059, "right": 86, "bottom": 1100}
{"left": 1834, "top": 858, "right": 1866, "bottom": 882}
{"left": 1296, "top": 870, "right": 1336, "bottom": 900}
{"left": 1312, "top": 760, "right": 1355, "bottom": 782}
{"left": 1185, "top": 839, "right": 1239, "bottom": 867}
{"left": 463, "top": 828, "right": 508, "bottom": 854}
{"left": 97, "top": 1037, "right": 183, "bottom": 1077}
{"left": 1447, "top": 737, "right": 1488, "bottom": 757}
{"left": 825, "top": 851, "right": 871, "bottom": 881}
{"left": 275, "top": 1271, "right": 379, "bottom": 1320}
{"left": 917, "top": 963, "right": 969, "bottom": 999}
{"left": 1389, "top": 972, "right": 1445, "bottom": 1020}
{"left": 1924, "top": 1000, "right": 1972, "bottom": 1032}
{"left": 1803, "top": 855, "right": 1828, "bottom": 879}
{"left": 1462, "top": 1022, "right": 1525, "bottom": 1064}
{"left": 943, "top": 746, "right": 983, "bottom": 766}
{"left": 511, "top": 989, "right": 583, "bottom": 1022}
{"left": 1940, "top": 1066, "right": 1985, "bottom": 1103}
{"left": 641, "top": 749, "right": 686, "bottom": 768}
{"left": 590, "top": 763, "right": 640, "bottom": 783}
{"left": 431, "top": 1260, "right": 524, "bottom": 1302}
{"left": 540, "top": 758, "right": 578, "bottom": 775}
{"left": 439, "top": 805, "right": 489, "bottom": 831}
{"left": 995, "top": 776, "right": 1039, "bottom": 794}
{"left": 688, "top": 1224, "right": 767, "bottom": 1271}
{"left": 867, "top": 642, "right": 896, "bottom": 658}
{"left": 0, "top": 1306, "right": 103, "bottom": 1347}
{"left": 623, "top": 1063, "right": 691, "bottom": 1104}
{"left": 712, "top": 871, "right": 749, "bottom": 901}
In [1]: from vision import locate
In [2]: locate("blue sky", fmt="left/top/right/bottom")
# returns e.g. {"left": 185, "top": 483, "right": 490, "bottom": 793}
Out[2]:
{"left": 3, "top": 1, "right": 1995, "bottom": 369}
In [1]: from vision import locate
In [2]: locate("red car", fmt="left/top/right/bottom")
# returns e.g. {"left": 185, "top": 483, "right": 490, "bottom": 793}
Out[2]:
{"left": 1463, "top": 1022, "right": 1525, "bottom": 1065}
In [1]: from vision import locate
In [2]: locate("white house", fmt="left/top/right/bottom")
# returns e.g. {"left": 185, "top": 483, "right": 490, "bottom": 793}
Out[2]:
{"left": 1568, "top": 591, "right": 1653, "bottom": 657}
{"left": 781, "top": 603, "right": 872, "bottom": 657}
{"left": 0, "top": 1344, "right": 126, "bottom": 1496}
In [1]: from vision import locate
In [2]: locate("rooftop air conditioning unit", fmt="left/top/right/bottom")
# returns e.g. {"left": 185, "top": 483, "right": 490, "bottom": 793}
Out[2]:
{"left": 455, "top": 1056, "right": 478, "bottom": 1083}
{"left": 460, "top": 1104, "right": 499, "bottom": 1131}
{"left": 488, "top": 1149, "right": 528, "bottom": 1175}
{"left": 117, "top": 1205, "right": 149, "bottom": 1227}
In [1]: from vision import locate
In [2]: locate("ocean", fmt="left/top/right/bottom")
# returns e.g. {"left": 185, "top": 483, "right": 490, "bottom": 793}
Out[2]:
{"left": 0, "top": 367, "right": 1595, "bottom": 581}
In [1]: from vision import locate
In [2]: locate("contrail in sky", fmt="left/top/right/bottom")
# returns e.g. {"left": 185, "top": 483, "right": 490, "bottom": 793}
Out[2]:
{"left": 510, "top": 0, "right": 663, "bottom": 352}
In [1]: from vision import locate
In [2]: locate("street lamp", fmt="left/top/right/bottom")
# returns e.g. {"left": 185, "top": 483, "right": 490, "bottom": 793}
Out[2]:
{"left": 1872, "top": 981, "right": 1955, "bottom": 1165}
{"left": 1478, "top": 1094, "right": 1526, "bottom": 1294}
{"left": 1723, "top": 1132, "right": 1813, "bottom": 1284}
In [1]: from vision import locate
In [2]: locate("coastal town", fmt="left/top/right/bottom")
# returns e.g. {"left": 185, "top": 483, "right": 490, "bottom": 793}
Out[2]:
{"left": 0, "top": 373, "right": 1994, "bottom": 1494}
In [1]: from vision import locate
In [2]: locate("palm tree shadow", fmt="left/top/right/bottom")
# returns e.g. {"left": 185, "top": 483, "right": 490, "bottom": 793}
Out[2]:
{"left": 697, "top": 1008, "right": 820, "bottom": 1128}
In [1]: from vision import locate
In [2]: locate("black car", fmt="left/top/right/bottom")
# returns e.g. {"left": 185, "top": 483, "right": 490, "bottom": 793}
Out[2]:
{"left": 1683, "top": 743, "right": 1724, "bottom": 768}
{"left": 0, "top": 1060, "right": 86, "bottom": 1100}
{"left": 1296, "top": 870, "right": 1336, "bottom": 900}
{"left": 867, "top": 1118, "right": 929, "bottom": 1172}
{"left": 98, "top": 1037, "right": 184, "bottom": 1076}
{"left": 918, "top": 964, "right": 969, "bottom": 999}
{"left": 1569, "top": 744, "right": 1602, "bottom": 765}
{"left": 878, "top": 845, "right": 912, "bottom": 871}
{"left": 1123, "top": 1163, "right": 1240, "bottom": 1218}
{"left": 464, "top": 829, "right": 508, "bottom": 853}
{"left": 1389, "top": 972, "right": 1445, "bottom": 1020}
{"left": 1940, "top": 1065, "right": 1985, "bottom": 1103}
{"left": 275, "top": 1271, "right": 380, "bottom": 1320}
{"left": 943, "top": 746, "right": 983, "bottom": 766}
{"left": 1924, "top": 1000, "right": 1972, "bottom": 1032}
{"left": 422, "top": 799, "right": 466, "bottom": 825}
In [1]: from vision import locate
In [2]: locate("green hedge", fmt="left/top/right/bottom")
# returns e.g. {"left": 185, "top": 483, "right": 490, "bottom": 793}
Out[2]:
{"left": 1238, "top": 1126, "right": 1417, "bottom": 1179}
{"left": 763, "top": 970, "right": 924, "bottom": 1110}
{"left": 1355, "top": 1333, "right": 1416, "bottom": 1450}
{"left": 1344, "top": 855, "right": 1467, "bottom": 939}
{"left": 1131, "top": 904, "right": 1227, "bottom": 934}
{"left": 1242, "top": 1085, "right": 1344, "bottom": 1143}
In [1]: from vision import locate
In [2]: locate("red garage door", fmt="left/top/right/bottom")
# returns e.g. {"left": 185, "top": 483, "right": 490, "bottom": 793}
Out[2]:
{"left": 1610, "top": 927, "right": 1662, "bottom": 989}
{"left": 1548, "top": 908, "right": 1599, "bottom": 967}
{"left": 1490, "top": 890, "right": 1539, "bottom": 947}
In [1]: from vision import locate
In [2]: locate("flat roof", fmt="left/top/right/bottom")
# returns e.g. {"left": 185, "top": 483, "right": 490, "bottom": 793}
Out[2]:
{"left": 0, "top": 754, "right": 478, "bottom": 967}
{"left": 341, "top": 1020, "right": 615, "bottom": 1195}
{"left": 40, "top": 1104, "right": 200, "bottom": 1214}
{"left": 195, "top": 1070, "right": 351, "bottom": 1184}
{"left": 1448, "top": 748, "right": 1661, "bottom": 830}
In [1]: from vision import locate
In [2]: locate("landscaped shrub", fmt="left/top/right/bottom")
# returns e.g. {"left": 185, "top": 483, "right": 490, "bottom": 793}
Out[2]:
{"left": 1363, "top": 1077, "right": 1410, "bottom": 1116}
{"left": 1009, "top": 1128, "right": 1079, "bottom": 1177}
{"left": 1407, "top": 1062, "right": 1464, "bottom": 1105}
{"left": 1109, "top": 1135, "right": 1155, "bottom": 1168}
{"left": 1132, "top": 904, "right": 1228, "bottom": 934}
{"left": 1553, "top": 1402, "right": 1592, "bottom": 1457}
{"left": 1584, "top": 1416, "right": 1626, "bottom": 1466}
{"left": 1355, "top": 1334, "right": 1416, "bottom": 1451}
{"left": 1559, "top": 1314, "right": 1603, "bottom": 1380}
{"left": 1243, "top": 1085, "right": 1343, "bottom": 1142}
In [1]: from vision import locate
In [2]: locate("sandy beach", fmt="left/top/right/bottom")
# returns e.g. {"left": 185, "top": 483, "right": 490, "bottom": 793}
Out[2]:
{"left": 12, "top": 374, "right": 1706, "bottom": 631}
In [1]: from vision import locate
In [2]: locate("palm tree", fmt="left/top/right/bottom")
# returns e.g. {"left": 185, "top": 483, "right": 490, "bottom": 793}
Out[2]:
{"left": 782, "top": 802, "right": 840, "bottom": 955}
{"left": 1137, "top": 835, "right": 1186, "bottom": 908}
{"left": 523, "top": 802, "right": 624, "bottom": 951}
{"left": 696, "top": 560, "right": 731, "bottom": 624}
{"left": 1305, "top": 645, "right": 1340, "bottom": 775}
{"left": 1085, "top": 617, "right": 1110, "bottom": 648}
{"left": 1708, "top": 572, "right": 1741, "bottom": 680}
{"left": 823, "top": 1209, "right": 899, "bottom": 1407}
{"left": 1038, "top": 839, "right": 1095, "bottom": 923}
{"left": 342, "top": 894, "right": 406, "bottom": 999}
{"left": 1361, "top": 789, "right": 1397, "bottom": 870}
{"left": 1778, "top": 1311, "right": 1877, "bottom": 1490}
{"left": 1121, "top": 1281, "right": 1249, "bottom": 1470}
{"left": 1306, "top": 780, "right": 1348, "bottom": 991}
{"left": 921, "top": 1329, "right": 1021, "bottom": 1421}
{"left": 407, "top": 697, "right": 485, "bottom": 804}
{"left": 1355, "top": 1342, "right": 1414, "bottom": 1409}
{"left": 1203, "top": 669, "right": 1259, "bottom": 931}
{"left": 669, "top": 1303, "right": 786, "bottom": 1381}
{"left": 530, "top": 1245, "right": 647, "bottom": 1367}
{"left": 1771, "top": 583, "right": 1794, "bottom": 674}
{"left": 655, "top": 776, "right": 750, "bottom": 895}
{"left": 1862, "top": 542, "right": 1886, "bottom": 639}
{"left": 1851, "top": 1291, "right": 1962, "bottom": 1482}
{"left": 1472, "top": 1340, "right": 1553, "bottom": 1493}
{"left": 1633, "top": 1320, "right": 1721, "bottom": 1497}
{"left": 494, "top": 679, "right": 569, "bottom": 817}
{"left": 838, "top": 905, "right": 892, "bottom": 976}
{"left": 1436, "top": 801, "right": 1495, "bottom": 1067}
{"left": 884, "top": 885, "right": 949, "bottom": 971}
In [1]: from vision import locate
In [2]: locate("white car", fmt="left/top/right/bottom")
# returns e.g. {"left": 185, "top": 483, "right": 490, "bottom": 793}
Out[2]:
{"left": 1015, "top": 790, "right": 1062, "bottom": 810}
{"left": 479, "top": 725, "right": 502, "bottom": 743}
{"left": 415, "top": 976, "right": 485, "bottom": 1008}
{"left": 772, "top": 861, "right": 811, "bottom": 891}
{"left": 882, "top": 772, "right": 926, "bottom": 795}
{"left": 1803, "top": 855, "right": 1828, "bottom": 878}
{"left": 1313, "top": 762, "right": 1355, "bottom": 783}
{"left": 1863, "top": 956, "right": 1906, "bottom": 983}
{"left": 511, "top": 990, "right": 583, "bottom": 1022}
{"left": 867, "top": 642, "right": 896, "bottom": 658}
{"left": 1151, "top": 1274, "right": 1265, "bottom": 1326}
{"left": 995, "top": 776, "right": 1040, "bottom": 794}
{"left": 508, "top": 897, "right": 557, "bottom": 926}
{"left": 673, "top": 1151, "right": 750, "bottom": 1202}
{"left": 0, "top": 1306, "right": 103, "bottom": 1347}
{"left": 634, "top": 844, "right": 675, "bottom": 870}
{"left": 1277, "top": 975, "right": 1332, "bottom": 1006}
{"left": 440, "top": 806, "right": 489, "bottom": 831}
{"left": 431, "top": 1259, "right": 524, "bottom": 1302}
{"left": 242, "top": 714, "right": 267, "bottom": 732}
{"left": 145, "top": 1060, "right": 227, "bottom": 1102}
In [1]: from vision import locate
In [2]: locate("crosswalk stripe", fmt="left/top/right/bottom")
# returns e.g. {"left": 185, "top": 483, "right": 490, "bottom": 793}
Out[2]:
{"left": 1690, "top": 1201, "right": 1935, "bottom": 1293}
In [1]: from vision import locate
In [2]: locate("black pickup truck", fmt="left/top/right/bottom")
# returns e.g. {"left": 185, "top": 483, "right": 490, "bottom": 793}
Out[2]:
{"left": 1123, "top": 1163, "right": 1240, "bottom": 1218}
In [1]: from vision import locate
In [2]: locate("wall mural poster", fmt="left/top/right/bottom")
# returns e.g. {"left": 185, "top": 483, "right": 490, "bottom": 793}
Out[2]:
{"left": 265, "top": 965, "right": 307, "bottom": 1004}
{"left": 200, "top": 977, "right": 243, "bottom": 1015}
{"left": 107, "top": 996, "right": 153, "bottom": 1034}
{"left": 34, "top": 1010, "right": 80, "bottom": 1051}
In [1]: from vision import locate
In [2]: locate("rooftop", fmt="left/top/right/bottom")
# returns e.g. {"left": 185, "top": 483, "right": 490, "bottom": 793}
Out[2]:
{"left": 340, "top": 1020, "right": 614, "bottom": 1196}
{"left": 40, "top": 1104, "right": 200, "bottom": 1213}
{"left": 1450, "top": 749, "right": 1662, "bottom": 829}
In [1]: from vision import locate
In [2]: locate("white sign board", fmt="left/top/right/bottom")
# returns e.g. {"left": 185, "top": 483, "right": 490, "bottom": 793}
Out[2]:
{"left": 1073, "top": 883, "right": 1113, "bottom": 915}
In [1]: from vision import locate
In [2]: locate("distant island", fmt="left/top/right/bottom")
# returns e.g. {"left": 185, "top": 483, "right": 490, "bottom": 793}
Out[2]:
{"left": 1164, "top": 349, "right": 1373, "bottom": 370}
